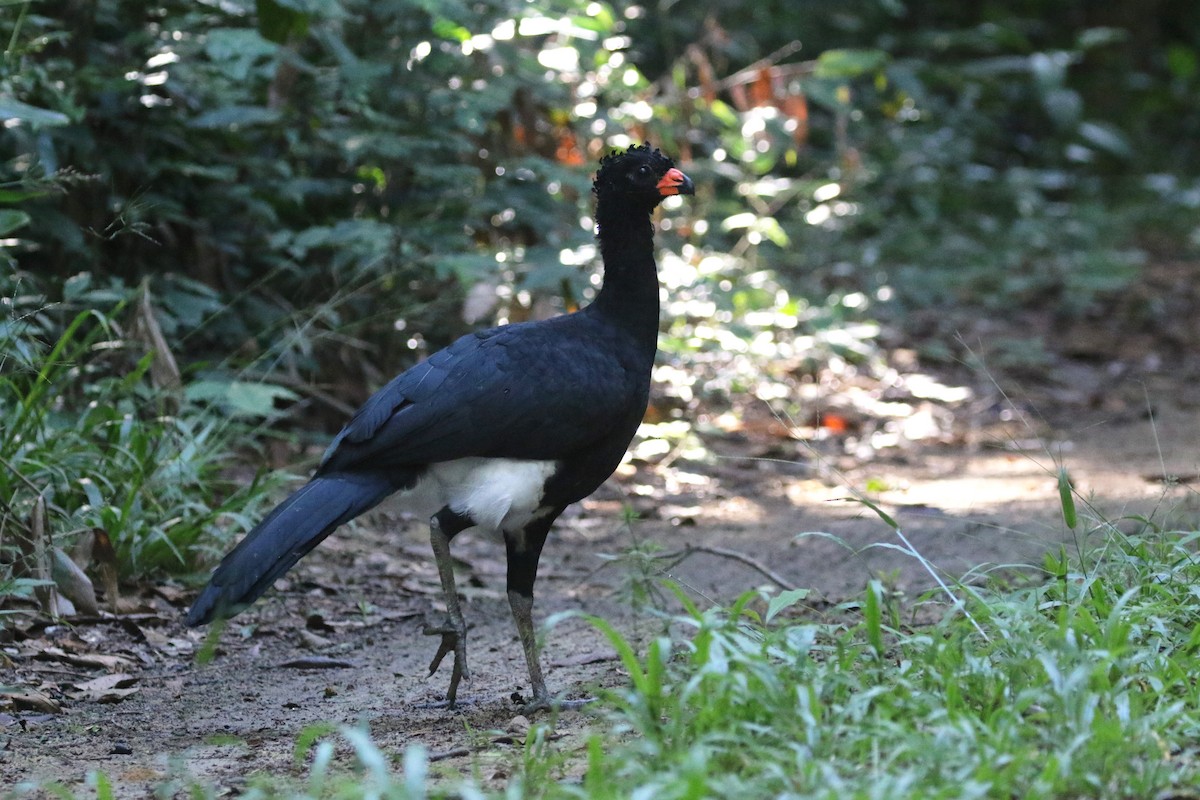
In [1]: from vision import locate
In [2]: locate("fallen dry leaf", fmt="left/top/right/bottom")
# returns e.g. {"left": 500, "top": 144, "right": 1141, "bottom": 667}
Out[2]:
{"left": 36, "top": 646, "right": 136, "bottom": 671}
{"left": 141, "top": 627, "right": 195, "bottom": 657}
{"left": 152, "top": 584, "right": 190, "bottom": 604}
{"left": 1, "top": 688, "right": 63, "bottom": 714}
{"left": 70, "top": 673, "right": 139, "bottom": 703}
{"left": 51, "top": 547, "right": 99, "bottom": 617}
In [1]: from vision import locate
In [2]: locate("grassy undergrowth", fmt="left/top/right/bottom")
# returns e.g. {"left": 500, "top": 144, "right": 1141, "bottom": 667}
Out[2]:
{"left": 0, "top": 277, "right": 281, "bottom": 605}
{"left": 24, "top": 513, "right": 1200, "bottom": 799}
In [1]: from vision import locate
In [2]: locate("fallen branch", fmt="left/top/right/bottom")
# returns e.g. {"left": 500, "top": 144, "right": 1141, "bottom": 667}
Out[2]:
{"left": 428, "top": 747, "right": 471, "bottom": 762}
{"left": 659, "top": 544, "right": 796, "bottom": 591}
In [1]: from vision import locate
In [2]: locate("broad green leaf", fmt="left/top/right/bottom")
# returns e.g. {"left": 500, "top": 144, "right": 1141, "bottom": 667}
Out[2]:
{"left": 204, "top": 27, "right": 278, "bottom": 65}
{"left": 721, "top": 212, "right": 758, "bottom": 231}
{"left": 189, "top": 106, "right": 282, "bottom": 129}
{"left": 766, "top": 588, "right": 810, "bottom": 623}
{"left": 1058, "top": 467, "right": 1077, "bottom": 530}
{"left": 757, "top": 216, "right": 791, "bottom": 247}
{"left": 1076, "top": 27, "right": 1128, "bottom": 50}
{"left": 257, "top": 0, "right": 309, "bottom": 44}
{"left": 707, "top": 99, "right": 739, "bottom": 126}
{"left": 1042, "top": 87, "right": 1082, "bottom": 130}
{"left": 185, "top": 380, "right": 298, "bottom": 417}
{"left": 0, "top": 97, "right": 70, "bottom": 127}
{"left": 1078, "top": 122, "right": 1132, "bottom": 158}
{"left": 0, "top": 210, "right": 31, "bottom": 237}
{"left": 814, "top": 48, "right": 888, "bottom": 79}
{"left": 432, "top": 17, "right": 471, "bottom": 42}
{"left": 1167, "top": 44, "right": 1199, "bottom": 80}
{"left": 0, "top": 188, "right": 48, "bottom": 203}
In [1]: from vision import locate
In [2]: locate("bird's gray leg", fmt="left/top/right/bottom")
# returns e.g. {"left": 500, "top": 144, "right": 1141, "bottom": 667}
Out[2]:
{"left": 508, "top": 515, "right": 594, "bottom": 712}
{"left": 507, "top": 587, "right": 548, "bottom": 706}
{"left": 423, "top": 509, "right": 472, "bottom": 707}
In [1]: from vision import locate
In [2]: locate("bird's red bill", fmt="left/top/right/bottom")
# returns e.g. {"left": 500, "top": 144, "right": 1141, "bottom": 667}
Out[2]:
{"left": 657, "top": 168, "right": 694, "bottom": 196}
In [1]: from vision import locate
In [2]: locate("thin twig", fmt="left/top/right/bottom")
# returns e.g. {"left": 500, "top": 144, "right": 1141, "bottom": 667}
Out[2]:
{"left": 249, "top": 372, "right": 359, "bottom": 417}
{"left": 659, "top": 544, "right": 796, "bottom": 591}
{"left": 428, "top": 747, "right": 471, "bottom": 762}
{"left": 716, "top": 41, "right": 809, "bottom": 90}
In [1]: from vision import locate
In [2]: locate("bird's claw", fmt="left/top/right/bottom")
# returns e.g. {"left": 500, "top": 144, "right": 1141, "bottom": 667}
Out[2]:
{"left": 423, "top": 622, "right": 469, "bottom": 706}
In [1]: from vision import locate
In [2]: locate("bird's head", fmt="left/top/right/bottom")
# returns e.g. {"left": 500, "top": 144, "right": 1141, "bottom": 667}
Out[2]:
{"left": 593, "top": 143, "right": 695, "bottom": 210}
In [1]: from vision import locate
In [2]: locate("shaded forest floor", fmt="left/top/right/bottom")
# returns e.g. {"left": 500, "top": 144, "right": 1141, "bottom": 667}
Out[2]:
{"left": 5, "top": 262, "right": 1200, "bottom": 795}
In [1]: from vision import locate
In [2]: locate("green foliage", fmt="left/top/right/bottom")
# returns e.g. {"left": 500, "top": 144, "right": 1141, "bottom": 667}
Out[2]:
{"left": 0, "top": 273, "right": 279, "bottom": 591}
{"left": 5, "top": 0, "right": 1198, "bottom": 425}
{"left": 568, "top": 528, "right": 1200, "bottom": 798}
{"left": 7, "top": 0, "right": 1194, "bottom": 388}
{"left": 1, "top": 0, "right": 625, "bottom": 397}
{"left": 625, "top": 1, "right": 1200, "bottom": 365}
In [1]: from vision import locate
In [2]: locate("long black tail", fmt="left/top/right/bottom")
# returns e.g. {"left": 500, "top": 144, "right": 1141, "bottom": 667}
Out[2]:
{"left": 185, "top": 472, "right": 397, "bottom": 626}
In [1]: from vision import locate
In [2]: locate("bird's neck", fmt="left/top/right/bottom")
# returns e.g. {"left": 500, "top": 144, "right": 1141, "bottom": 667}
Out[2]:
{"left": 590, "top": 208, "right": 660, "bottom": 341}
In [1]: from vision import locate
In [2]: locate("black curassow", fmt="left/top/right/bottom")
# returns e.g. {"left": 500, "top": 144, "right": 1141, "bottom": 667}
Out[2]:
{"left": 185, "top": 144, "right": 694, "bottom": 709}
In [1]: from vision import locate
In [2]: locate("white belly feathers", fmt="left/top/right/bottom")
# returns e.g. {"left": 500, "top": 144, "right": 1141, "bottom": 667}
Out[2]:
{"left": 399, "top": 457, "right": 559, "bottom": 534}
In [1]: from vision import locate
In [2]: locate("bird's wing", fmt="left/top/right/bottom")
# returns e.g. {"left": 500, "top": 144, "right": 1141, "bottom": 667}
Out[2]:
{"left": 317, "top": 317, "right": 647, "bottom": 473}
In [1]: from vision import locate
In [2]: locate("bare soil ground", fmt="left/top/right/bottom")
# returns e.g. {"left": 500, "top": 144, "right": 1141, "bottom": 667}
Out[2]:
{"left": 5, "top": 276, "right": 1200, "bottom": 794}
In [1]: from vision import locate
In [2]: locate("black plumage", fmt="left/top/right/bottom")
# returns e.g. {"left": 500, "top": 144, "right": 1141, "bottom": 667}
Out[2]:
{"left": 186, "top": 144, "right": 694, "bottom": 708}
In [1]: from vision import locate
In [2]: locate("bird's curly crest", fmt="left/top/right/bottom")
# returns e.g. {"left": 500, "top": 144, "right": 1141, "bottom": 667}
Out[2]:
{"left": 593, "top": 143, "right": 675, "bottom": 194}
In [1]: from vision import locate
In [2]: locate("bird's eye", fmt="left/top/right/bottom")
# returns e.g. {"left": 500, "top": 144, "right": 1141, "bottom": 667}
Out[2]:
{"left": 637, "top": 165, "right": 651, "bottom": 176}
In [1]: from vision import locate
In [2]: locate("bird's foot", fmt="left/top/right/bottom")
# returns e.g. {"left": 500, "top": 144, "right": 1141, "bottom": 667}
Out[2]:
{"left": 423, "top": 620, "right": 469, "bottom": 707}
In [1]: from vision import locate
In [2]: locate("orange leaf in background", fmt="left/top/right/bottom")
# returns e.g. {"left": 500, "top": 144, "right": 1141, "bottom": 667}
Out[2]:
{"left": 782, "top": 93, "right": 809, "bottom": 146}
{"left": 819, "top": 413, "right": 850, "bottom": 434}
{"left": 748, "top": 67, "right": 774, "bottom": 108}
{"left": 556, "top": 129, "right": 584, "bottom": 166}
{"left": 512, "top": 121, "right": 528, "bottom": 146}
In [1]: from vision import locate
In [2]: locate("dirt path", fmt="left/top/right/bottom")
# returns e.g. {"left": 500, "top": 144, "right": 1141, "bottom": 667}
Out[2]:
{"left": 3, "top": 392, "right": 1197, "bottom": 795}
